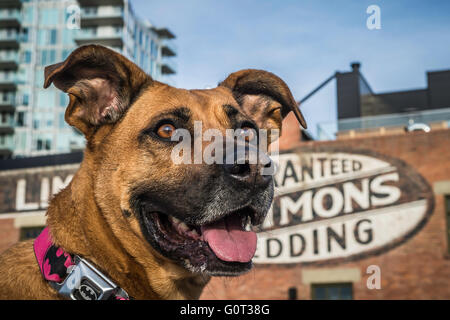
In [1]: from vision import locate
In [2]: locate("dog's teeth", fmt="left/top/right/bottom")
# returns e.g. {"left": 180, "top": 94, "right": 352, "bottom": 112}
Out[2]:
{"left": 170, "top": 216, "right": 180, "bottom": 225}
{"left": 245, "top": 216, "right": 252, "bottom": 231}
{"left": 189, "top": 229, "right": 199, "bottom": 237}
{"left": 178, "top": 222, "right": 189, "bottom": 232}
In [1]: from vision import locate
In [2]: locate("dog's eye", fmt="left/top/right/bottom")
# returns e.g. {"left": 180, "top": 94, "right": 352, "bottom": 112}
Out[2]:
{"left": 156, "top": 123, "right": 176, "bottom": 139}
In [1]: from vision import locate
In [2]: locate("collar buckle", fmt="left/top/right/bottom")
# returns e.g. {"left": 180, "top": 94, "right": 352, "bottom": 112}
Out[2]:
{"left": 51, "top": 255, "right": 129, "bottom": 300}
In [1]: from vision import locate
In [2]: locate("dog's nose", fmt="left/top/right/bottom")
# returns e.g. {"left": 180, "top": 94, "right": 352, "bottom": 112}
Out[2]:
{"left": 223, "top": 144, "right": 273, "bottom": 187}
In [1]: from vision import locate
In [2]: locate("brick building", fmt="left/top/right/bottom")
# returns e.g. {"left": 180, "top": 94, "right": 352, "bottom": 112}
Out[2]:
{"left": 201, "top": 114, "right": 450, "bottom": 299}
{"left": 0, "top": 113, "right": 449, "bottom": 299}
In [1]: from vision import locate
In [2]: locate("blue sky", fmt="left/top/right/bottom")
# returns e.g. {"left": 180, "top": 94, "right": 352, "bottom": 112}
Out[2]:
{"left": 132, "top": 0, "right": 450, "bottom": 138}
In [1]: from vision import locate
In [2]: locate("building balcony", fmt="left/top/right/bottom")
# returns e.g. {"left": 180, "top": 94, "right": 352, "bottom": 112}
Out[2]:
{"left": 0, "top": 51, "right": 18, "bottom": 69}
{"left": 78, "top": 0, "right": 124, "bottom": 6}
{"left": 0, "top": 72, "right": 17, "bottom": 90}
{"left": 0, "top": 95, "right": 15, "bottom": 113}
{"left": 0, "top": 137, "right": 13, "bottom": 159}
{"left": 0, "top": 10, "right": 21, "bottom": 28}
{"left": 152, "top": 27, "right": 175, "bottom": 39}
{"left": 161, "top": 39, "right": 177, "bottom": 57}
{"left": 80, "top": 8, "right": 124, "bottom": 27}
{"left": 0, "top": 0, "right": 22, "bottom": 9}
{"left": 0, "top": 118, "right": 14, "bottom": 135}
{"left": 160, "top": 58, "right": 177, "bottom": 75}
{"left": 0, "top": 32, "right": 19, "bottom": 49}
{"left": 75, "top": 28, "right": 123, "bottom": 47}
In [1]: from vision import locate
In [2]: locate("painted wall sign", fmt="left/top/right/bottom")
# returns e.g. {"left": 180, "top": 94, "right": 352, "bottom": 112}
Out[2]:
{"left": 0, "top": 164, "right": 79, "bottom": 214}
{"left": 0, "top": 147, "right": 434, "bottom": 266}
{"left": 253, "top": 147, "right": 434, "bottom": 265}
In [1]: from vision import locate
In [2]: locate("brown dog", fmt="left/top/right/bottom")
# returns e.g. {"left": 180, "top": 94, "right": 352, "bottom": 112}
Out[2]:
{"left": 0, "top": 45, "right": 306, "bottom": 300}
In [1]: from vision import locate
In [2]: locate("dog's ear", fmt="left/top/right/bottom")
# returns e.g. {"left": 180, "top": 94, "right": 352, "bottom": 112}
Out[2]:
{"left": 219, "top": 69, "right": 307, "bottom": 135}
{"left": 44, "top": 44, "right": 151, "bottom": 137}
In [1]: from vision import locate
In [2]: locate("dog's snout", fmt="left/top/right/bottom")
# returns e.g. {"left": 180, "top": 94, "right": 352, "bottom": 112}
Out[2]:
{"left": 223, "top": 161, "right": 251, "bottom": 177}
{"left": 223, "top": 144, "right": 273, "bottom": 187}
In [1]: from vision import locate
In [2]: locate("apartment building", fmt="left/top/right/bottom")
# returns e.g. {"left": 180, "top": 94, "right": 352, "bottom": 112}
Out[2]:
{"left": 0, "top": 0, "right": 177, "bottom": 159}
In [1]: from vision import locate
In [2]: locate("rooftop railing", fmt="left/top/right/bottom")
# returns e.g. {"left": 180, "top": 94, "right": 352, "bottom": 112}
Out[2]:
{"left": 317, "top": 107, "right": 450, "bottom": 140}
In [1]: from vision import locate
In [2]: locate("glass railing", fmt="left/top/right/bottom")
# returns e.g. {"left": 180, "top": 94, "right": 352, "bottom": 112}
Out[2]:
{"left": 0, "top": 51, "right": 18, "bottom": 62}
{"left": 0, "top": 116, "right": 14, "bottom": 127}
{"left": 76, "top": 28, "right": 122, "bottom": 39}
{"left": 317, "top": 107, "right": 450, "bottom": 140}
{"left": 161, "top": 39, "right": 177, "bottom": 55}
{"left": 81, "top": 7, "right": 123, "bottom": 18}
{"left": 0, "top": 72, "right": 17, "bottom": 82}
{"left": 0, "top": 136, "right": 14, "bottom": 150}
{"left": 0, "top": 10, "right": 21, "bottom": 20}
{"left": 0, "top": 31, "right": 19, "bottom": 41}
{"left": 0, "top": 94, "right": 16, "bottom": 105}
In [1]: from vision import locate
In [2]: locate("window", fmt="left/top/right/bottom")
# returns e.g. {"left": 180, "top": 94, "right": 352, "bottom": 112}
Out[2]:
{"left": 2, "top": 91, "right": 8, "bottom": 102}
{"left": 36, "top": 138, "right": 51, "bottom": 150}
{"left": 24, "top": 6, "right": 33, "bottom": 24}
{"left": 40, "top": 49, "right": 56, "bottom": 65}
{"left": 62, "top": 49, "right": 71, "bottom": 60}
{"left": 40, "top": 8, "right": 59, "bottom": 26}
{"left": 1, "top": 112, "right": 8, "bottom": 124}
{"left": 23, "top": 50, "right": 32, "bottom": 63}
{"left": 288, "top": 287, "right": 297, "bottom": 300}
{"left": 16, "top": 131, "right": 26, "bottom": 150}
{"left": 37, "top": 29, "right": 58, "bottom": 46}
{"left": 23, "top": 93, "right": 29, "bottom": 106}
{"left": 311, "top": 283, "right": 353, "bottom": 300}
{"left": 20, "top": 226, "right": 45, "bottom": 241}
{"left": 49, "top": 29, "right": 57, "bottom": 45}
{"left": 37, "top": 29, "right": 46, "bottom": 45}
{"left": 114, "top": 25, "right": 122, "bottom": 35}
{"left": 82, "top": 7, "right": 97, "bottom": 15}
{"left": 17, "top": 111, "right": 25, "bottom": 126}
{"left": 62, "top": 29, "right": 75, "bottom": 45}
{"left": 17, "top": 67, "right": 29, "bottom": 83}
{"left": 36, "top": 90, "right": 55, "bottom": 108}
{"left": 60, "top": 92, "right": 68, "bottom": 107}
{"left": 21, "top": 28, "right": 29, "bottom": 42}
{"left": 45, "top": 139, "right": 51, "bottom": 150}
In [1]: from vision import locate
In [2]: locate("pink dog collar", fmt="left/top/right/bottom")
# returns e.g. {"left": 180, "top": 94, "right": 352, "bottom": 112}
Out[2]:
{"left": 34, "top": 227, "right": 130, "bottom": 300}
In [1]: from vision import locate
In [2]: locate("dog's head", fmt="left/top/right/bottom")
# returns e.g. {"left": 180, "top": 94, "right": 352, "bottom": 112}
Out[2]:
{"left": 44, "top": 45, "right": 306, "bottom": 277}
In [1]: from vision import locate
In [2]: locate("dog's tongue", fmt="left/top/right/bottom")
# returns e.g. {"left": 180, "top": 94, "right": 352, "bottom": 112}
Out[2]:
{"left": 201, "top": 214, "right": 257, "bottom": 263}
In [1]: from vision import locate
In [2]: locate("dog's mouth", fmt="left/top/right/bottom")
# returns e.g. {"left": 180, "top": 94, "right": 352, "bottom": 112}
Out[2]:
{"left": 140, "top": 206, "right": 260, "bottom": 276}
